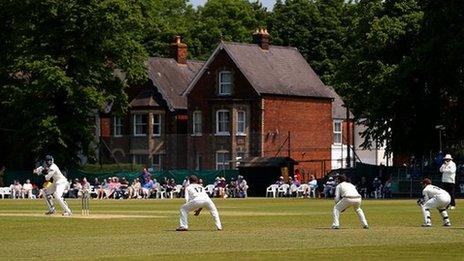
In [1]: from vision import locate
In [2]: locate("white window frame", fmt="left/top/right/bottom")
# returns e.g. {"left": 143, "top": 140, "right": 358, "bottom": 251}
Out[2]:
{"left": 333, "top": 120, "right": 342, "bottom": 145}
{"left": 216, "top": 151, "right": 230, "bottom": 170}
{"left": 218, "top": 71, "right": 232, "bottom": 95}
{"left": 237, "top": 110, "right": 246, "bottom": 135}
{"left": 134, "top": 154, "right": 147, "bottom": 165}
{"left": 151, "top": 154, "right": 162, "bottom": 170}
{"left": 192, "top": 111, "right": 202, "bottom": 135}
{"left": 113, "top": 116, "right": 123, "bottom": 137}
{"left": 133, "top": 114, "right": 148, "bottom": 137}
{"left": 216, "top": 110, "right": 230, "bottom": 135}
{"left": 152, "top": 113, "right": 161, "bottom": 137}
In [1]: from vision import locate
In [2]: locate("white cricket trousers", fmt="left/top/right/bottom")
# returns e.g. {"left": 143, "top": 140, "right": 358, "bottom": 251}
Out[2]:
{"left": 180, "top": 198, "right": 222, "bottom": 229}
{"left": 421, "top": 194, "right": 451, "bottom": 225}
{"left": 332, "top": 197, "right": 368, "bottom": 227}
{"left": 46, "top": 181, "right": 72, "bottom": 214}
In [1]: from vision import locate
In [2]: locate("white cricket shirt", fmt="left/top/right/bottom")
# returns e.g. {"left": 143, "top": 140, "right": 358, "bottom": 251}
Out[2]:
{"left": 185, "top": 183, "right": 209, "bottom": 202}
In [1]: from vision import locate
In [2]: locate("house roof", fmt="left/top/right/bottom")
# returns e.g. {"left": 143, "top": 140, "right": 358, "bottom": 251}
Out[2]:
{"left": 326, "top": 86, "right": 354, "bottom": 120}
{"left": 238, "top": 157, "right": 298, "bottom": 168}
{"left": 130, "top": 89, "right": 160, "bottom": 107}
{"left": 146, "top": 58, "right": 204, "bottom": 111}
{"left": 184, "top": 42, "right": 334, "bottom": 99}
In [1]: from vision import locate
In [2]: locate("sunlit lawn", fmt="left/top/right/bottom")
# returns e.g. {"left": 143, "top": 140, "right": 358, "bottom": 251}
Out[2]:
{"left": 0, "top": 198, "right": 463, "bottom": 260}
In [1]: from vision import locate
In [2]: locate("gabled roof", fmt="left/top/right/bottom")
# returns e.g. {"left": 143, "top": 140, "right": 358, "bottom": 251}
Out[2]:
{"left": 326, "top": 86, "right": 354, "bottom": 120}
{"left": 183, "top": 42, "right": 334, "bottom": 99}
{"left": 130, "top": 89, "right": 160, "bottom": 107}
{"left": 147, "top": 58, "right": 203, "bottom": 111}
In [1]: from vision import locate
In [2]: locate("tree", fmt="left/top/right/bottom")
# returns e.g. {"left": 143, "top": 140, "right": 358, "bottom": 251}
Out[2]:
{"left": 0, "top": 0, "right": 149, "bottom": 168}
{"left": 187, "top": 0, "right": 267, "bottom": 59}
{"left": 268, "top": 0, "right": 353, "bottom": 84}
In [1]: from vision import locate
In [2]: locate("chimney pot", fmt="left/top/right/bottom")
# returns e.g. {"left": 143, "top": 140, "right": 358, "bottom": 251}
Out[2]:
{"left": 253, "top": 28, "right": 270, "bottom": 50}
{"left": 170, "top": 35, "right": 188, "bottom": 64}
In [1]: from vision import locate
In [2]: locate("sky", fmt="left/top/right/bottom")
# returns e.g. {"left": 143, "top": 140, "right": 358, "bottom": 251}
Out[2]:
{"left": 189, "top": 0, "right": 277, "bottom": 10}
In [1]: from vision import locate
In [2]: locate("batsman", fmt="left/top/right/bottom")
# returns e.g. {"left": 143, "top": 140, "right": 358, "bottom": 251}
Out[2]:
{"left": 33, "top": 155, "right": 72, "bottom": 216}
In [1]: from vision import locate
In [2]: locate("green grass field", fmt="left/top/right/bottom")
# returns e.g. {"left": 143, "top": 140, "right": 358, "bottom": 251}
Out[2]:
{"left": 0, "top": 198, "right": 463, "bottom": 260}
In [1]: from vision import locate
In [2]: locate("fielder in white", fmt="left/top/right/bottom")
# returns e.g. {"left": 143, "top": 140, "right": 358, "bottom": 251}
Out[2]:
{"left": 417, "top": 178, "right": 451, "bottom": 227}
{"left": 177, "top": 175, "right": 222, "bottom": 231}
{"left": 33, "top": 155, "right": 72, "bottom": 216}
{"left": 332, "top": 175, "right": 369, "bottom": 229}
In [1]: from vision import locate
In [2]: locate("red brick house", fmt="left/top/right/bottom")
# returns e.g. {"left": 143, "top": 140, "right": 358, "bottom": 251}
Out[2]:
{"left": 99, "top": 37, "right": 203, "bottom": 170}
{"left": 183, "top": 30, "right": 334, "bottom": 178}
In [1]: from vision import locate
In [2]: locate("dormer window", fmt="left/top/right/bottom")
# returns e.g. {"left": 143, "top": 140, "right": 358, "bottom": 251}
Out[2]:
{"left": 218, "top": 71, "right": 233, "bottom": 95}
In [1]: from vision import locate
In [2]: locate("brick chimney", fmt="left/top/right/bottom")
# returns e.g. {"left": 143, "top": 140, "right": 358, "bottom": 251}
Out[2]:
{"left": 253, "top": 28, "right": 270, "bottom": 50}
{"left": 170, "top": 36, "right": 187, "bottom": 64}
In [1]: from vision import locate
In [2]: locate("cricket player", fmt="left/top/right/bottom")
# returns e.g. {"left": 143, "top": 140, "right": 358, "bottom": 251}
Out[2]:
{"left": 417, "top": 178, "right": 451, "bottom": 227}
{"left": 331, "top": 175, "right": 369, "bottom": 229}
{"left": 177, "top": 175, "right": 222, "bottom": 231}
{"left": 33, "top": 155, "right": 72, "bottom": 216}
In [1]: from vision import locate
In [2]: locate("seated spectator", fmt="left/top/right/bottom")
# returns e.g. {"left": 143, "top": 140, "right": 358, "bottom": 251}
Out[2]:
{"left": 141, "top": 177, "right": 154, "bottom": 199}
{"left": 10, "top": 180, "right": 22, "bottom": 199}
{"left": 92, "top": 178, "right": 101, "bottom": 198}
{"left": 373, "top": 177, "right": 382, "bottom": 199}
{"left": 308, "top": 175, "right": 318, "bottom": 198}
{"left": 69, "top": 178, "right": 81, "bottom": 198}
{"left": 22, "top": 179, "right": 34, "bottom": 199}
{"left": 97, "top": 178, "right": 109, "bottom": 199}
{"left": 79, "top": 177, "right": 91, "bottom": 198}
{"left": 120, "top": 177, "right": 129, "bottom": 198}
{"left": 290, "top": 175, "right": 301, "bottom": 196}
{"left": 276, "top": 176, "right": 285, "bottom": 186}
{"left": 165, "top": 179, "right": 176, "bottom": 198}
{"left": 127, "top": 178, "right": 142, "bottom": 199}
{"left": 217, "top": 177, "right": 227, "bottom": 198}
{"left": 227, "top": 179, "right": 238, "bottom": 198}
{"left": 383, "top": 178, "right": 392, "bottom": 199}
{"left": 323, "top": 177, "right": 336, "bottom": 198}
{"left": 237, "top": 175, "right": 248, "bottom": 198}
{"left": 358, "top": 176, "right": 368, "bottom": 198}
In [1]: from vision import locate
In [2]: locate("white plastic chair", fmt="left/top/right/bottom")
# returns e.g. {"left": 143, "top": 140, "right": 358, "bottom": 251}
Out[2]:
{"left": 309, "top": 185, "right": 318, "bottom": 198}
{"left": 266, "top": 184, "right": 279, "bottom": 198}
{"left": 170, "top": 185, "right": 182, "bottom": 199}
{"left": 0, "top": 187, "right": 11, "bottom": 199}
{"left": 297, "top": 184, "right": 309, "bottom": 197}
{"left": 205, "top": 184, "right": 215, "bottom": 197}
{"left": 277, "top": 184, "right": 290, "bottom": 197}
{"left": 156, "top": 187, "right": 166, "bottom": 199}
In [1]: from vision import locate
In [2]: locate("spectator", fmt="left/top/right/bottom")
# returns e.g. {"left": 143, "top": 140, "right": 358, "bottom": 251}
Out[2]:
{"left": 80, "top": 177, "right": 91, "bottom": 198}
{"left": 97, "top": 178, "right": 109, "bottom": 199}
{"left": 141, "top": 177, "right": 154, "bottom": 199}
{"left": 217, "top": 177, "right": 227, "bottom": 198}
{"left": 275, "top": 176, "right": 285, "bottom": 186}
{"left": 373, "top": 177, "right": 382, "bottom": 199}
{"left": 237, "top": 176, "right": 248, "bottom": 198}
{"left": 290, "top": 175, "right": 300, "bottom": 197}
{"left": 120, "top": 177, "right": 129, "bottom": 198}
{"left": 383, "top": 178, "right": 392, "bottom": 199}
{"left": 358, "top": 177, "right": 368, "bottom": 199}
{"left": 294, "top": 169, "right": 302, "bottom": 183}
{"left": 22, "top": 179, "right": 34, "bottom": 199}
{"left": 308, "top": 175, "right": 318, "bottom": 198}
{"left": 227, "top": 179, "right": 238, "bottom": 198}
{"left": 10, "top": 180, "right": 22, "bottom": 199}
{"left": 128, "top": 178, "right": 141, "bottom": 199}
{"left": 69, "top": 178, "right": 81, "bottom": 198}
{"left": 165, "top": 179, "right": 176, "bottom": 198}
{"left": 323, "top": 177, "right": 336, "bottom": 198}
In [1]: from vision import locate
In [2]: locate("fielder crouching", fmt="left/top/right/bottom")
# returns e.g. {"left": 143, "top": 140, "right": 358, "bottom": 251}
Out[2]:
{"left": 33, "top": 155, "right": 72, "bottom": 216}
{"left": 177, "top": 175, "right": 222, "bottom": 231}
{"left": 331, "top": 175, "right": 369, "bottom": 229}
{"left": 418, "top": 178, "right": 451, "bottom": 227}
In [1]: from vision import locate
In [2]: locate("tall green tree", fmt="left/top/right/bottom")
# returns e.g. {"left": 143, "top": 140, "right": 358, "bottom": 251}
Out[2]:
{"left": 268, "top": 0, "right": 353, "bottom": 84}
{"left": 0, "top": 0, "right": 149, "bottom": 168}
{"left": 188, "top": 0, "right": 267, "bottom": 59}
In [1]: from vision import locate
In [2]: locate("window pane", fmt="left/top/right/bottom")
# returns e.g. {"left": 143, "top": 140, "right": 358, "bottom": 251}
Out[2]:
{"left": 237, "top": 111, "right": 245, "bottom": 133}
{"left": 153, "top": 114, "right": 161, "bottom": 135}
{"left": 217, "top": 110, "right": 230, "bottom": 133}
